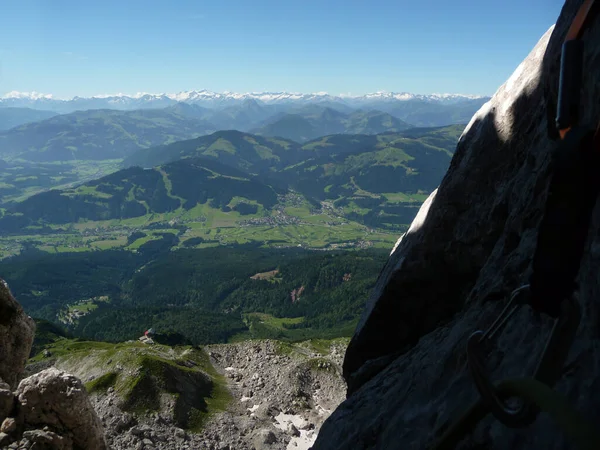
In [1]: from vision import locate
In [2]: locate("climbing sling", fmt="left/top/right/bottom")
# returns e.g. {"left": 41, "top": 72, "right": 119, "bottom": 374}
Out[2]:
{"left": 430, "top": 1, "right": 600, "bottom": 448}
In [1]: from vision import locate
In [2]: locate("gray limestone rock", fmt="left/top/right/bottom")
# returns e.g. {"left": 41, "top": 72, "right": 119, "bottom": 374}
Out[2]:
{"left": 17, "top": 368, "right": 108, "bottom": 450}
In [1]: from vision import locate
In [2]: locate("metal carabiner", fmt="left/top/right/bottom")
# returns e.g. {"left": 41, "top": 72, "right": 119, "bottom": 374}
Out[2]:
{"left": 466, "top": 285, "right": 581, "bottom": 428}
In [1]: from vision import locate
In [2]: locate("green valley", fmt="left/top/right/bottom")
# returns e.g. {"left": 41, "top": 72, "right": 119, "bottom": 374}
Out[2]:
{"left": 0, "top": 117, "right": 464, "bottom": 349}
{"left": 0, "top": 125, "right": 462, "bottom": 257}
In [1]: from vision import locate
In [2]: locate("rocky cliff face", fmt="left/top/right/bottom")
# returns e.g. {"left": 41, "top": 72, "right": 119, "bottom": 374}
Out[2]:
{"left": 313, "top": 1, "right": 600, "bottom": 449}
{"left": 0, "top": 280, "right": 107, "bottom": 450}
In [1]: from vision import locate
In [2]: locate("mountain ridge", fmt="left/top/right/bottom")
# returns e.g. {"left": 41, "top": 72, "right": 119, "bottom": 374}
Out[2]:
{"left": 2, "top": 89, "right": 489, "bottom": 103}
{"left": 0, "top": 90, "right": 491, "bottom": 115}
{"left": 0, "top": 108, "right": 217, "bottom": 162}
{"left": 0, "top": 107, "right": 58, "bottom": 131}
{"left": 251, "top": 109, "right": 413, "bottom": 142}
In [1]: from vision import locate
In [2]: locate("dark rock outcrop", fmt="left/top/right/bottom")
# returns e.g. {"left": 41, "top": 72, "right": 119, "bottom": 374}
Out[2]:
{"left": 0, "top": 381, "right": 14, "bottom": 427}
{"left": 313, "top": 1, "right": 600, "bottom": 449}
{"left": 0, "top": 280, "right": 35, "bottom": 389}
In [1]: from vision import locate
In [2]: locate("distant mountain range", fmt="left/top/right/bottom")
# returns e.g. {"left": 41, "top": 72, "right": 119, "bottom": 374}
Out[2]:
{"left": 0, "top": 108, "right": 216, "bottom": 161}
{"left": 0, "top": 105, "right": 413, "bottom": 162}
{"left": 0, "top": 90, "right": 490, "bottom": 127}
{"left": 2, "top": 90, "right": 489, "bottom": 106}
{"left": 0, "top": 99, "right": 480, "bottom": 165}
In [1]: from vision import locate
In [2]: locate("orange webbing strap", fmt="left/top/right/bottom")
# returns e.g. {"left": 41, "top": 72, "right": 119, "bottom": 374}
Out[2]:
{"left": 566, "top": 0, "right": 597, "bottom": 41}
{"left": 559, "top": 0, "right": 599, "bottom": 140}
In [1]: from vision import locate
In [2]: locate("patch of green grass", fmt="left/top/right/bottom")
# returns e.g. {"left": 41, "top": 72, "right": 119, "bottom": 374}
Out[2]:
{"left": 127, "top": 234, "right": 161, "bottom": 249}
{"left": 410, "top": 193, "right": 430, "bottom": 202}
{"left": 157, "top": 168, "right": 184, "bottom": 203}
{"left": 93, "top": 237, "right": 128, "bottom": 250}
{"left": 188, "top": 370, "right": 232, "bottom": 432}
{"left": 270, "top": 138, "right": 292, "bottom": 150}
{"left": 71, "top": 185, "right": 112, "bottom": 199}
{"left": 273, "top": 341, "right": 295, "bottom": 356}
{"left": 86, "top": 371, "right": 118, "bottom": 393}
{"left": 284, "top": 206, "right": 312, "bottom": 218}
{"left": 342, "top": 201, "right": 374, "bottom": 216}
{"left": 246, "top": 312, "right": 305, "bottom": 329}
{"left": 28, "top": 339, "right": 122, "bottom": 363}
{"left": 29, "top": 339, "right": 232, "bottom": 433}
{"left": 205, "top": 138, "right": 237, "bottom": 156}
{"left": 381, "top": 192, "right": 413, "bottom": 203}
{"left": 68, "top": 301, "right": 98, "bottom": 314}
{"left": 31, "top": 290, "right": 48, "bottom": 297}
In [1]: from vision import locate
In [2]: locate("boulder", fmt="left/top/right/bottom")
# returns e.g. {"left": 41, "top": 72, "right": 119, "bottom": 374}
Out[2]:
{"left": 314, "top": 1, "right": 600, "bottom": 448}
{"left": 252, "top": 428, "right": 277, "bottom": 447}
{"left": 17, "top": 368, "right": 108, "bottom": 450}
{"left": 0, "top": 279, "right": 35, "bottom": 388}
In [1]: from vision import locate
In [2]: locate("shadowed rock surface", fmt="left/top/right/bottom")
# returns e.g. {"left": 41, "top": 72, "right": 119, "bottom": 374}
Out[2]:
{"left": 0, "top": 280, "right": 35, "bottom": 389}
{"left": 313, "top": 1, "right": 600, "bottom": 449}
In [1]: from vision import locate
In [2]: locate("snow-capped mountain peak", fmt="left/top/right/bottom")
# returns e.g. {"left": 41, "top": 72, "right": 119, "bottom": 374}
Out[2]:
{"left": 0, "top": 89, "right": 490, "bottom": 113}
{"left": 3, "top": 91, "right": 56, "bottom": 100}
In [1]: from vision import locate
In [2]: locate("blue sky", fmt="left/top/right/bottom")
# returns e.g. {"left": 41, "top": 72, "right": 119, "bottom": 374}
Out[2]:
{"left": 0, "top": 0, "right": 563, "bottom": 98}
